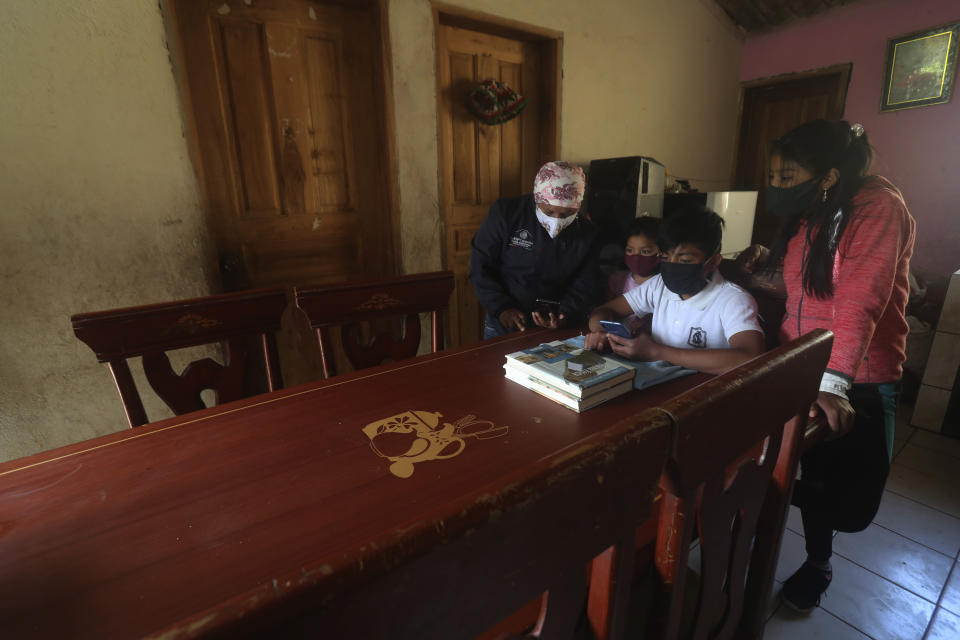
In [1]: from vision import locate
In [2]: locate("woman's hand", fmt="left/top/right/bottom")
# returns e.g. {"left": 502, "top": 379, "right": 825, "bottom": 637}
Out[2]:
{"left": 810, "top": 391, "right": 856, "bottom": 439}
{"left": 532, "top": 311, "right": 566, "bottom": 329}
{"left": 498, "top": 309, "right": 526, "bottom": 332}
{"left": 735, "top": 244, "right": 770, "bottom": 274}
{"left": 583, "top": 331, "right": 610, "bottom": 352}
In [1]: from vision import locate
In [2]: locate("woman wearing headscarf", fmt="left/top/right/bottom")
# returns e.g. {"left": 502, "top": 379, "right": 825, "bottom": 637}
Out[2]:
{"left": 470, "top": 161, "right": 602, "bottom": 339}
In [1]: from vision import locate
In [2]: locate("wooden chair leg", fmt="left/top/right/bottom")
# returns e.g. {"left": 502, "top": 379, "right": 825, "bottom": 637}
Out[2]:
{"left": 262, "top": 333, "right": 283, "bottom": 391}
{"left": 108, "top": 360, "right": 148, "bottom": 427}
{"left": 740, "top": 416, "right": 805, "bottom": 638}
{"left": 587, "top": 528, "right": 637, "bottom": 640}
{"left": 533, "top": 579, "right": 588, "bottom": 639}
{"left": 651, "top": 490, "right": 697, "bottom": 640}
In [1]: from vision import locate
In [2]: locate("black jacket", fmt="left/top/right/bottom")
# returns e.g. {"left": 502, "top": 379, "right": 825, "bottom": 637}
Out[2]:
{"left": 469, "top": 194, "right": 601, "bottom": 332}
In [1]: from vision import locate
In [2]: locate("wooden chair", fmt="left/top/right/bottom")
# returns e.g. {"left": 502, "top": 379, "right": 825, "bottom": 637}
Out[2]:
{"left": 651, "top": 329, "right": 832, "bottom": 639}
{"left": 247, "top": 409, "right": 672, "bottom": 640}
{"left": 294, "top": 271, "right": 455, "bottom": 378}
{"left": 71, "top": 288, "right": 287, "bottom": 427}
{"left": 587, "top": 329, "right": 833, "bottom": 640}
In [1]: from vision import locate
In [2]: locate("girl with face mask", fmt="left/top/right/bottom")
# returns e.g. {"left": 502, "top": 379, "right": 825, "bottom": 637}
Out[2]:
{"left": 738, "top": 120, "right": 916, "bottom": 615}
{"left": 608, "top": 216, "right": 661, "bottom": 295}
{"left": 605, "top": 217, "right": 662, "bottom": 334}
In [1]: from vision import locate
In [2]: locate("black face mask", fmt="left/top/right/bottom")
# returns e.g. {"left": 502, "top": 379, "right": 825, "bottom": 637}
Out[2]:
{"left": 660, "top": 261, "right": 708, "bottom": 296}
{"left": 766, "top": 180, "right": 817, "bottom": 218}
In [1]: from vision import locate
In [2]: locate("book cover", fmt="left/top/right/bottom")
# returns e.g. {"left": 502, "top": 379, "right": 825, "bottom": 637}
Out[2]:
{"left": 504, "top": 341, "right": 635, "bottom": 399}
{"left": 503, "top": 367, "right": 633, "bottom": 413}
{"left": 559, "top": 336, "right": 697, "bottom": 390}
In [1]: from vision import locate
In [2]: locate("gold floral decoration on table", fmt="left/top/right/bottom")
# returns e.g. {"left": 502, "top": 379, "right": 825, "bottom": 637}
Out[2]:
{"left": 362, "top": 411, "right": 509, "bottom": 478}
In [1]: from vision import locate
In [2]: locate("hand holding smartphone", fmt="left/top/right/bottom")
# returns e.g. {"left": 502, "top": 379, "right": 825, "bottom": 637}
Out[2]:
{"left": 534, "top": 298, "right": 562, "bottom": 317}
{"left": 598, "top": 319, "right": 634, "bottom": 339}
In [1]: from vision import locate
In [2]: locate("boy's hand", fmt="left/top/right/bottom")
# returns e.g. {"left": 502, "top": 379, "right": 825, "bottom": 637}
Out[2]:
{"left": 607, "top": 333, "right": 660, "bottom": 361}
{"left": 583, "top": 331, "right": 610, "bottom": 352}
{"left": 735, "top": 244, "right": 770, "bottom": 274}
{"left": 532, "top": 311, "right": 566, "bottom": 329}
{"left": 499, "top": 309, "right": 526, "bottom": 331}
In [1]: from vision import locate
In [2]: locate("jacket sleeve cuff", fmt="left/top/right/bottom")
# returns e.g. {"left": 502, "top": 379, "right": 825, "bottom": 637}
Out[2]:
{"left": 819, "top": 370, "right": 852, "bottom": 400}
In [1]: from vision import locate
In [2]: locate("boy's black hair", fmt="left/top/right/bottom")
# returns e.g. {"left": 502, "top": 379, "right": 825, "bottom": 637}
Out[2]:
{"left": 625, "top": 216, "right": 661, "bottom": 242}
{"left": 657, "top": 206, "right": 725, "bottom": 258}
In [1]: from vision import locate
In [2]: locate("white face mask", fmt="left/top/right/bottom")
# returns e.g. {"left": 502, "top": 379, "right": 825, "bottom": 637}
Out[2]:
{"left": 536, "top": 207, "right": 578, "bottom": 239}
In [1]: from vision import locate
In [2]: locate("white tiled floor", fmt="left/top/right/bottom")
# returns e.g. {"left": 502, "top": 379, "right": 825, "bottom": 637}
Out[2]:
{"left": 764, "top": 406, "right": 960, "bottom": 640}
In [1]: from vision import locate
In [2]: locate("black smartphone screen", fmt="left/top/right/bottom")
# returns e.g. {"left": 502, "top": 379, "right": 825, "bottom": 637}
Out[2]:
{"left": 534, "top": 298, "right": 561, "bottom": 316}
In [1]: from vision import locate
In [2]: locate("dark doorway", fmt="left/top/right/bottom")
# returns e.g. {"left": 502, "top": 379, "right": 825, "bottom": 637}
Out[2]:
{"left": 734, "top": 65, "right": 851, "bottom": 246}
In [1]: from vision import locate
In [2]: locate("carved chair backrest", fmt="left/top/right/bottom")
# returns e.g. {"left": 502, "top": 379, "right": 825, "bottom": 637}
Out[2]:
{"left": 72, "top": 288, "right": 287, "bottom": 427}
{"left": 269, "top": 409, "right": 672, "bottom": 640}
{"left": 650, "top": 329, "right": 833, "bottom": 640}
{"left": 294, "top": 271, "right": 455, "bottom": 378}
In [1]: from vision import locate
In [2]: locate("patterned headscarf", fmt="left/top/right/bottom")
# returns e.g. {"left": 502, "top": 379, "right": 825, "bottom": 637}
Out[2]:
{"left": 533, "top": 161, "right": 585, "bottom": 209}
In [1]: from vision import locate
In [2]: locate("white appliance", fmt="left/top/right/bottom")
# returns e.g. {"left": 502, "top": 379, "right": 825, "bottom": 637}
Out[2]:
{"left": 635, "top": 157, "right": 666, "bottom": 218}
{"left": 705, "top": 191, "right": 758, "bottom": 257}
{"left": 663, "top": 191, "right": 758, "bottom": 257}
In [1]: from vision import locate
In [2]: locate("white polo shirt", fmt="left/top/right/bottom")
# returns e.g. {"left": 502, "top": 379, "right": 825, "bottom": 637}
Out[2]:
{"left": 623, "top": 270, "right": 761, "bottom": 349}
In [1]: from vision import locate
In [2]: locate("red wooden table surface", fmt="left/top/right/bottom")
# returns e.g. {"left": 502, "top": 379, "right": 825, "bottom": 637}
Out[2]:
{"left": 0, "top": 329, "right": 707, "bottom": 638}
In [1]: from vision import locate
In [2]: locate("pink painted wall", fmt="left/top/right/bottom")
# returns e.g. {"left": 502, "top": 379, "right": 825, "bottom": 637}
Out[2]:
{"left": 741, "top": 0, "right": 960, "bottom": 277}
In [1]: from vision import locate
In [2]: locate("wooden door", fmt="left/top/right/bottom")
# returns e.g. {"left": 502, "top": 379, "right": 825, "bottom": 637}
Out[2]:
{"left": 734, "top": 65, "right": 850, "bottom": 246}
{"left": 168, "top": 0, "right": 396, "bottom": 384}
{"left": 437, "top": 22, "right": 558, "bottom": 347}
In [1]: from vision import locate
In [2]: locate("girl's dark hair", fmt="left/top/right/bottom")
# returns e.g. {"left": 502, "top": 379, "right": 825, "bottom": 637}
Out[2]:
{"left": 764, "top": 119, "right": 873, "bottom": 298}
{"left": 625, "top": 216, "right": 661, "bottom": 242}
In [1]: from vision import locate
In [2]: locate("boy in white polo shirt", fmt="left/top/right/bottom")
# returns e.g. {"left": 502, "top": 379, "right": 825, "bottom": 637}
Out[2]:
{"left": 584, "top": 207, "right": 764, "bottom": 374}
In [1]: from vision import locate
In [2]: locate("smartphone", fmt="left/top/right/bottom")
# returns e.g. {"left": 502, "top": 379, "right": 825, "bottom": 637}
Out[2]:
{"left": 534, "top": 298, "right": 562, "bottom": 316}
{"left": 598, "top": 320, "right": 634, "bottom": 339}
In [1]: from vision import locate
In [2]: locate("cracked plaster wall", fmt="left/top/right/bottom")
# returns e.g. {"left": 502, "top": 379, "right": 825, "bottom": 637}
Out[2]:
{"left": 0, "top": 1, "right": 216, "bottom": 461}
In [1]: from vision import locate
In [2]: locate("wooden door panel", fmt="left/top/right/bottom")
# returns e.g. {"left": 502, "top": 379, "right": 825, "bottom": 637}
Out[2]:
{"left": 499, "top": 62, "right": 524, "bottom": 198}
{"left": 438, "top": 23, "right": 549, "bottom": 347}
{"left": 302, "top": 33, "right": 353, "bottom": 210}
{"left": 240, "top": 220, "right": 361, "bottom": 286}
{"left": 217, "top": 20, "right": 283, "bottom": 216}
{"left": 449, "top": 53, "right": 478, "bottom": 204}
{"left": 171, "top": 0, "right": 395, "bottom": 385}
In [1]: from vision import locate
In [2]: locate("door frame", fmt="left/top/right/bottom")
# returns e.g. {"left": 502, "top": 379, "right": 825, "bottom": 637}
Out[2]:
{"left": 159, "top": 0, "right": 402, "bottom": 288}
{"left": 431, "top": 3, "right": 562, "bottom": 344}
{"left": 730, "top": 63, "right": 852, "bottom": 186}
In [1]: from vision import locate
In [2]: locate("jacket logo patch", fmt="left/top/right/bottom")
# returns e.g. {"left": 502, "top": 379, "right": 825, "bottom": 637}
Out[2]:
{"left": 687, "top": 327, "right": 707, "bottom": 348}
{"left": 508, "top": 228, "right": 534, "bottom": 250}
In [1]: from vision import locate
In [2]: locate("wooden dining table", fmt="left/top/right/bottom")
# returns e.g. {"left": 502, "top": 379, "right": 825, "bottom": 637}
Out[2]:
{"left": 0, "top": 328, "right": 708, "bottom": 638}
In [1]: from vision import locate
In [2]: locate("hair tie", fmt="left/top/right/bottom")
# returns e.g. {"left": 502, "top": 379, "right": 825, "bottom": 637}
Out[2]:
{"left": 851, "top": 123, "right": 864, "bottom": 138}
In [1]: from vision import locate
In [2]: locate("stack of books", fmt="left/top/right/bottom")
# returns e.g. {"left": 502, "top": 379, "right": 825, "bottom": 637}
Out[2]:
{"left": 503, "top": 340, "right": 636, "bottom": 412}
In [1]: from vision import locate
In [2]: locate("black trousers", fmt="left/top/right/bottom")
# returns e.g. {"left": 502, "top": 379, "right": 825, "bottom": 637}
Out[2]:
{"left": 791, "top": 383, "right": 893, "bottom": 562}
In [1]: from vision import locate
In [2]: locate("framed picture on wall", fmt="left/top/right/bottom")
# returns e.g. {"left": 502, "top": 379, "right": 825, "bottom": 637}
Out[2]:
{"left": 880, "top": 22, "right": 959, "bottom": 112}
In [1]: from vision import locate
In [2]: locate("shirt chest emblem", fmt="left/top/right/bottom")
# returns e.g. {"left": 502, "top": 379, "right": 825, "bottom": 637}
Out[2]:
{"left": 688, "top": 326, "right": 707, "bottom": 348}
{"left": 507, "top": 228, "right": 535, "bottom": 251}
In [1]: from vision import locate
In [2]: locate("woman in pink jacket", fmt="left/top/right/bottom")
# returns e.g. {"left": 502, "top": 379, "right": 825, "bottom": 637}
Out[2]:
{"left": 739, "top": 120, "right": 915, "bottom": 614}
